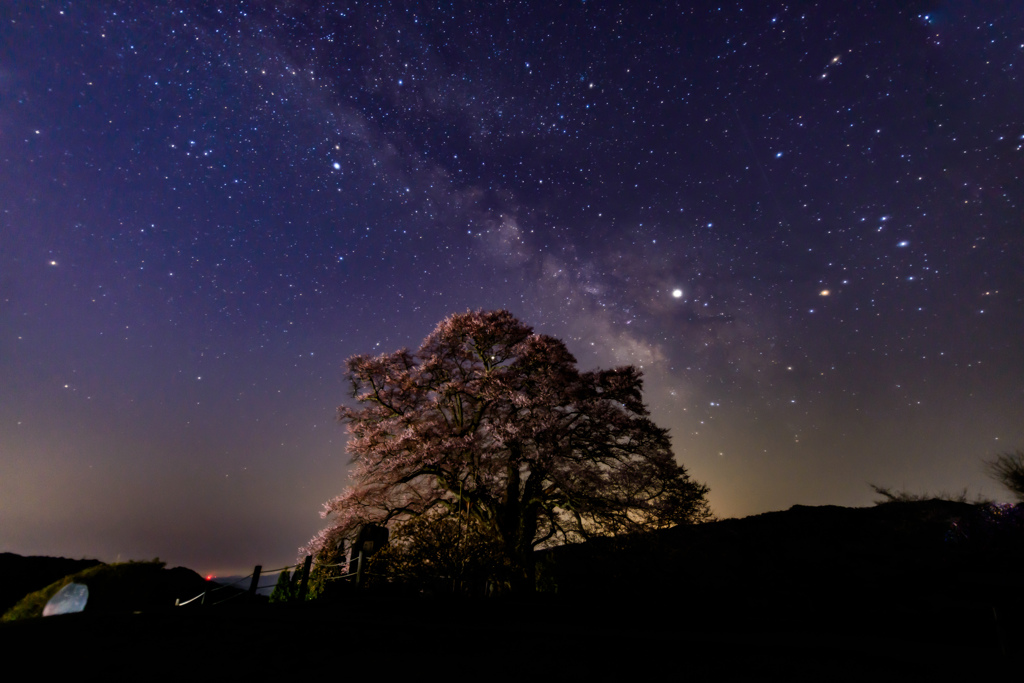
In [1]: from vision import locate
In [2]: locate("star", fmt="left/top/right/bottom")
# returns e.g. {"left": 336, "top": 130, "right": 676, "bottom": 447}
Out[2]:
{"left": 2, "top": 0, "right": 1019, "bottom": 576}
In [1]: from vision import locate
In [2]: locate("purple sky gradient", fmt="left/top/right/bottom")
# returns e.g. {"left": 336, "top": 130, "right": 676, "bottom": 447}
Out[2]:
{"left": 2, "top": 1, "right": 1022, "bottom": 575}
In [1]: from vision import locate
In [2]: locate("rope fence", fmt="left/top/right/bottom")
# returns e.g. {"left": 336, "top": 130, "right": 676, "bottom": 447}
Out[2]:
{"left": 175, "top": 524, "right": 389, "bottom": 607}
{"left": 175, "top": 556, "right": 314, "bottom": 608}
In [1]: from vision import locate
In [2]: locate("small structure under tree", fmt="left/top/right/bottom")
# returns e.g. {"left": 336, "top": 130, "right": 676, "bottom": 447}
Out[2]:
{"left": 306, "top": 310, "right": 711, "bottom": 592}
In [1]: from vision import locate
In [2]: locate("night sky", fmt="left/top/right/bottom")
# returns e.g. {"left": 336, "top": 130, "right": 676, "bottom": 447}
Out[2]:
{"left": 2, "top": 1, "right": 1022, "bottom": 576}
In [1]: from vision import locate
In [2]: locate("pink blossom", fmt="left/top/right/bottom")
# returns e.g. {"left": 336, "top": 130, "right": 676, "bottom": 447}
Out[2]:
{"left": 306, "top": 310, "right": 711, "bottom": 586}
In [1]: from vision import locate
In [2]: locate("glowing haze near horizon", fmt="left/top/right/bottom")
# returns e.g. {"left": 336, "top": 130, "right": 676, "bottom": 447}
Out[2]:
{"left": 2, "top": 1, "right": 1022, "bottom": 576}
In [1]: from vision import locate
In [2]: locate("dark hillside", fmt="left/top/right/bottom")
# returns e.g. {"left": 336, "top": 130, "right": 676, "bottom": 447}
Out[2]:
{"left": 1, "top": 502, "right": 1019, "bottom": 677}
{"left": 2, "top": 559, "right": 212, "bottom": 621}
{"left": 0, "top": 553, "right": 102, "bottom": 615}
{"left": 544, "top": 501, "right": 1024, "bottom": 648}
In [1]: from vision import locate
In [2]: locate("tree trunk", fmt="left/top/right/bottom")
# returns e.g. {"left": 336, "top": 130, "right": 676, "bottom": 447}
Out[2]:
{"left": 494, "top": 446, "right": 536, "bottom": 593}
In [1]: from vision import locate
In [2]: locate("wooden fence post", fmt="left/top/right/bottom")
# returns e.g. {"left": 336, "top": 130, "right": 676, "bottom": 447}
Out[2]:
{"left": 297, "top": 555, "right": 313, "bottom": 602}
{"left": 248, "top": 565, "right": 262, "bottom": 602}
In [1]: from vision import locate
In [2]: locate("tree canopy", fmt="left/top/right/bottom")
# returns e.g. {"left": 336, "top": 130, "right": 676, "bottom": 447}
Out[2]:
{"left": 987, "top": 450, "right": 1024, "bottom": 502}
{"left": 307, "top": 310, "right": 711, "bottom": 591}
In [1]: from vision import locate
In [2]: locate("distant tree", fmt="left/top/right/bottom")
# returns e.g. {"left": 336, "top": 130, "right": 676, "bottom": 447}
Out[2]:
{"left": 986, "top": 450, "right": 1024, "bottom": 502}
{"left": 269, "top": 568, "right": 300, "bottom": 603}
{"left": 306, "top": 310, "right": 711, "bottom": 592}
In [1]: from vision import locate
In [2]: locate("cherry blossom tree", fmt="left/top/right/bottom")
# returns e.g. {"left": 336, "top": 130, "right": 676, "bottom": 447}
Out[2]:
{"left": 307, "top": 310, "right": 711, "bottom": 591}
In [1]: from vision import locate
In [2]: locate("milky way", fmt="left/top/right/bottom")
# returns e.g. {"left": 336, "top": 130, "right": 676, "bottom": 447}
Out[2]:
{"left": 2, "top": 1, "right": 1022, "bottom": 574}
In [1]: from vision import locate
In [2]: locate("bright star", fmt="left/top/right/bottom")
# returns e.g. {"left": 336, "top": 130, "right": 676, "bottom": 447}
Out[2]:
{"left": 672, "top": 289, "right": 683, "bottom": 298}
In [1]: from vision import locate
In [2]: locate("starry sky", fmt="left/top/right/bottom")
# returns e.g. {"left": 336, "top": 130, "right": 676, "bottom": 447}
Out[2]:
{"left": 2, "top": 1, "right": 1022, "bottom": 576}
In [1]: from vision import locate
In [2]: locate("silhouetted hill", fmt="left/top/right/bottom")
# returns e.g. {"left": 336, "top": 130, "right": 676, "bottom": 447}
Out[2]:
{"left": 544, "top": 500, "right": 1024, "bottom": 647}
{"left": 1, "top": 557, "right": 212, "bottom": 621}
{"left": 1, "top": 502, "right": 1019, "bottom": 677}
{"left": 0, "top": 553, "right": 102, "bottom": 614}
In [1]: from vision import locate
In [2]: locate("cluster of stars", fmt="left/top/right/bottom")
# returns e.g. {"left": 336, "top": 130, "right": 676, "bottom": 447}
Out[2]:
{"left": 1, "top": 1, "right": 1020, "bottom": 571}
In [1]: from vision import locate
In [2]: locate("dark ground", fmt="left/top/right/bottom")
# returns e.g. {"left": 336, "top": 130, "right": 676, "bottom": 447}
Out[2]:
{"left": 0, "top": 597, "right": 1013, "bottom": 679}
{"left": 2, "top": 501, "right": 1020, "bottom": 678}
